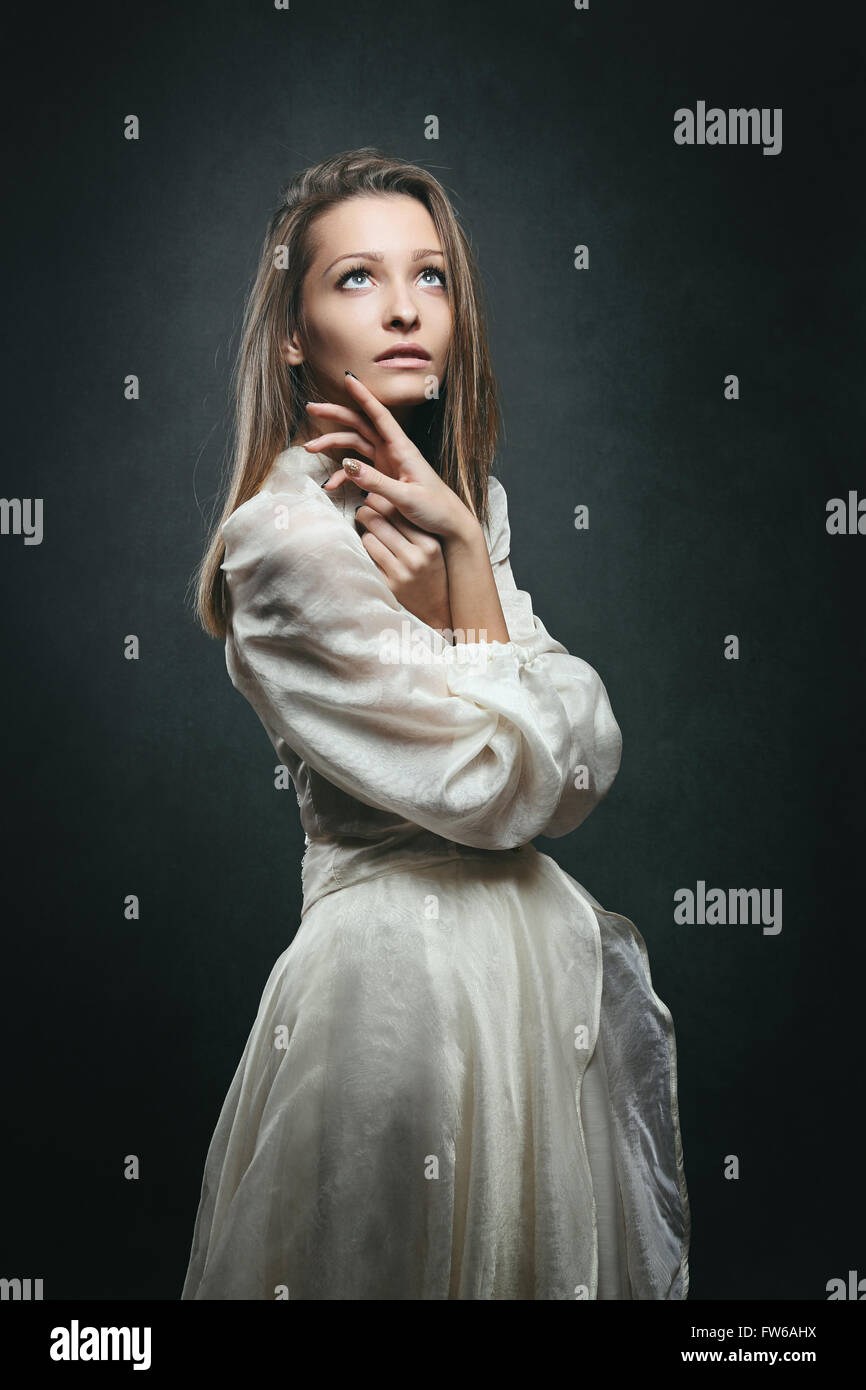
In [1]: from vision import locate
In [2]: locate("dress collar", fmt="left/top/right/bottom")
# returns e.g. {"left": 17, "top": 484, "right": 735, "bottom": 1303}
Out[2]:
{"left": 266, "top": 442, "right": 345, "bottom": 489}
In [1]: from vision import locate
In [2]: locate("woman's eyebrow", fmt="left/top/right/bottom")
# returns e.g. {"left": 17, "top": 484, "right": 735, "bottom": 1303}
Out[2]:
{"left": 322, "top": 247, "right": 445, "bottom": 276}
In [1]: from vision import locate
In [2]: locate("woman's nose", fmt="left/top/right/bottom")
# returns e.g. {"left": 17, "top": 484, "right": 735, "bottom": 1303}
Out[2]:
{"left": 385, "top": 294, "right": 420, "bottom": 326}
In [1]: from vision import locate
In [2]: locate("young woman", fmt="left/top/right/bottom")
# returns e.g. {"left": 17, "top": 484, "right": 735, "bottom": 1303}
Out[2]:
{"left": 182, "top": 147, "right": 690, "bottom": 1300}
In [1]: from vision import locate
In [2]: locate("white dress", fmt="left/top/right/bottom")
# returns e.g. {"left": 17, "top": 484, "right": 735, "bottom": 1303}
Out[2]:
{"left": 181, "top": 444, "right": 691, "bottom": 1300}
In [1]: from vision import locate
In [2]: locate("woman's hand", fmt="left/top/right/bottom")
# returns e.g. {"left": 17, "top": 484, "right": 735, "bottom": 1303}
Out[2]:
{"left": 353, "top": 492, "right": 453, "bottom": 634}
{"left": 303, "top": 372, "right": 478, "bottom": 543}
{"left": 304, "top": 372, "right": 508, "bottom": 644}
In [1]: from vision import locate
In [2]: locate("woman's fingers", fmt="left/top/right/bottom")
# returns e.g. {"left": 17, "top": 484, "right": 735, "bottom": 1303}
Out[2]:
{"left": 357, "top": 492, "right": 412, "bottom": 534}
{"left": 323, "top": 458, "right": 411, "bottom": 506}
{"left": 343, "top": 370, "right": 405, "bottom": 446}
{"left": 356, "top": 528, "right": 404, "bottom": 583}
{"left": 359, "top": 493, "right": 441, "bottom": 549}
{"left": 304, "top": 373, "right": 401, "bottom": 464}
{"left": 304, "top": 430, "right": 378, "bottom": 460}
{"left": 354, "top": 505, "right": 420, "bottom": 568}
{"left": 305, "top": 401, "right": 370, "bottom": 428}
{"left": 304, "top": 401, "right": 378, "bottom": 449}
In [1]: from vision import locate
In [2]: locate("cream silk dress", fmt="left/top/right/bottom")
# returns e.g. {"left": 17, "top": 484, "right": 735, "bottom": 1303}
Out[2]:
{"left": 181, "top": 444, "right": 691, "bottom": 1300}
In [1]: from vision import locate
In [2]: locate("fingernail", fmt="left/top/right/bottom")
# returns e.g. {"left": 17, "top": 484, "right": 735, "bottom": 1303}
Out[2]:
{"left": 344, "top": 458, "right": 362, "bottom": 477}
{"left": 321, "top": 479, "right": 329, "bottom": 488}
{"left": 345, "top": 369, "right": 357, "bottom": 378}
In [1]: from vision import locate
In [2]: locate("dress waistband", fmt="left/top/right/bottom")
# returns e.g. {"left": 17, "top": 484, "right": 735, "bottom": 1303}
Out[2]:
{"left": 300, "top": 829, "right": 529, "bottom": 916}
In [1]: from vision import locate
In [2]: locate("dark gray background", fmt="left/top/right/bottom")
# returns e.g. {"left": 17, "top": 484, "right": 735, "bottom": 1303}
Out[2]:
{"left": 2, "top": 0, "right": 862, "bottom": 1299}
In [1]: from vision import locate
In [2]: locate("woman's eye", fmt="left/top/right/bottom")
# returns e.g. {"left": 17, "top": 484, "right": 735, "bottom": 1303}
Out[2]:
{"left": 337, "top": 267, "right": 372, "bottom": 289}
{"left": 419, "top": 266, "right": 447, "bottom": 288}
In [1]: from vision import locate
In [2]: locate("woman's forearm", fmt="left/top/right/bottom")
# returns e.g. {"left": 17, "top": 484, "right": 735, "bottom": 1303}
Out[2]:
{"left": 441, "top": 516, "right": 510, "bottom": 644}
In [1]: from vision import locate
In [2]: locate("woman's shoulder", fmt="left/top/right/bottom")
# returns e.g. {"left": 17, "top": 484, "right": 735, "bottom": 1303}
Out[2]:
{"left": 221, "top": 443, "right": 331, "bottom": 531}
{"left": 219, "top": 495, "right": 350, "bottom": 613}
{"left": 221, "top": 463, "right": 336, "bottom": 551}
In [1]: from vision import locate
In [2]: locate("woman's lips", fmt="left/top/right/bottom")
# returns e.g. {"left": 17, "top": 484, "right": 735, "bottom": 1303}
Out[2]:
{"left": 374, "top": 356, "right": 431, "bottom": 368}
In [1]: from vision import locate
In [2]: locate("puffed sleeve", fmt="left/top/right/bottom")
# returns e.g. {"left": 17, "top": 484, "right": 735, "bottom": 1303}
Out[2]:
{"left": 219, "top": 478, "right": 622, "bottom": 851}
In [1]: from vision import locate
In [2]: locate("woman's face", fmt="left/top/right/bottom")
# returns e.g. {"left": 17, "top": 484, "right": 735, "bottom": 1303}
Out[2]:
{"left": 285, "top": 193, "right": 452, "bottom": 435}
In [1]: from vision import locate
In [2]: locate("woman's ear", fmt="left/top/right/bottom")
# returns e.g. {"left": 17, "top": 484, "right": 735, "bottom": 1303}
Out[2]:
{"left": 281, "top": 331, "right": 304, "bottom": 366}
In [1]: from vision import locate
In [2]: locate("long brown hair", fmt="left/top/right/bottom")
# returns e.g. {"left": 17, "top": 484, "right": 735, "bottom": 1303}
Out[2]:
{"left": 192, "top": 146, "right": 502, "bottom": 639}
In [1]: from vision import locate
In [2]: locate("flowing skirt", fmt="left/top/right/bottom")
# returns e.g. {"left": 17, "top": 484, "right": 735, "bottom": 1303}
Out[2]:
{"left": 181, "top": 842, "right": 689, "bottom": 1299}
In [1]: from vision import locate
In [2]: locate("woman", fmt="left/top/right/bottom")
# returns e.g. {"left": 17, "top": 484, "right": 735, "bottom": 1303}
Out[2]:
{"left": 183, "top": 147, "right": 690, "bottom": 1300}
